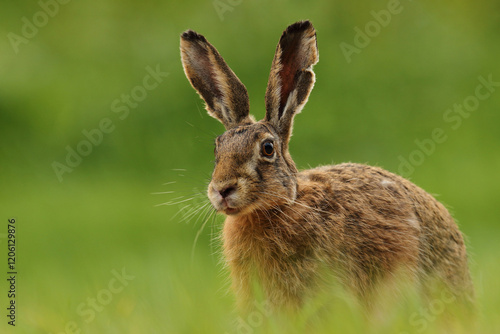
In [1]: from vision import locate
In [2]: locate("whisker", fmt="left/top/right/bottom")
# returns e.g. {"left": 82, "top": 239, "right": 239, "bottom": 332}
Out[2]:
{"left": 180, "top": 201, "right": 211, "bottom": 225}
{"left": 190, "top": 206, "right": 216, "bottom": 263}
{"left": 162, "top": 181, "right": 176, "bottom": 186}
{"left": 170, "top": 203, "right": 196, "bottom": 222}
{"left": 155, "top": 197, "right": 196, "bottom": 207}
{"left": 209, "top": 213, "right": 223, "bottom": 258}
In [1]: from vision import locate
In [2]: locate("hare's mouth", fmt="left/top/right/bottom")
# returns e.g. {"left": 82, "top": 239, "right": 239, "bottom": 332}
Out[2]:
{"left": 208, "top": 191, "right": 243, "bottom": 215}
{"left": 219, "top": 198, "right": 244, "bottom": 215}
{"left": 224, "top": 207, "right": 241, "bottom": 215}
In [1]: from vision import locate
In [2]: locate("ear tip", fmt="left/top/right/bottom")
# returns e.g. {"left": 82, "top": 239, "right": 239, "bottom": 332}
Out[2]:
{"left": 285, "top": 20, "right": 315, "bottom": 34}
{"left": 279, "top": 20, "right": 317, "bottom": 49}
{"left": 180, "top": 29, "right": 207, "bottom": 43}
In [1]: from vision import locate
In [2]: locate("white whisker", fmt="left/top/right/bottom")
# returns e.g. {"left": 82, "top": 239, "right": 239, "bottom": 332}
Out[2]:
{"left": 155, "top": 197, "right": 196, "bottom": 206}
{"left": 181, "top": 201, "right": 211, "bottom": 225}
{"left": 162, "top": 181, "right": 177, "bottom": 186}
{"left": 190, "top": 206, "right": 216, "bottom": 262}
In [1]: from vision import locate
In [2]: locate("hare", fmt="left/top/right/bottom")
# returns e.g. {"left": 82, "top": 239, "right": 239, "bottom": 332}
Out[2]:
{"left": 180, "top": 21, "right": 473, "bottom": 311}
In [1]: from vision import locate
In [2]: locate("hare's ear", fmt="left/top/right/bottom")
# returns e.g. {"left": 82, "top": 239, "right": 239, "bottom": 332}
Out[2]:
{"left": 180, "top": 30, "right": 253, "bottom": 129}
{"left": 264, "top": 21, "right": 318, "bottom": 143}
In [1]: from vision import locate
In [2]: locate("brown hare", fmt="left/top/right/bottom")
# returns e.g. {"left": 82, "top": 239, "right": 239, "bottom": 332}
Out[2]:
{"left": 180, "top": 21, "right": 473, "bottom": 311}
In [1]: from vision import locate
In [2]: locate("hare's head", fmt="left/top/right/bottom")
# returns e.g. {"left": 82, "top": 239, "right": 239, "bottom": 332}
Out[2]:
{"left": 180, "top": 21, "right": 318, "bottom": 216}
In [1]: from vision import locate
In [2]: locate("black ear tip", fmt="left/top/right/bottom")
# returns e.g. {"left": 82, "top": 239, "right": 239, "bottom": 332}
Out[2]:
{"left": 181, "top": 29, "right": 207, "bottom": 43}
{"left": 286, "top": 20, "right": 314, "bottom": 34}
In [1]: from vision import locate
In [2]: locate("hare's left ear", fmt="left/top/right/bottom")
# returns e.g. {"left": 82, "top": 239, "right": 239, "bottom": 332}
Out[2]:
{"left": 265, "top": 21, "right": 318, "bottom": 144}
{"left": 180, "top": 30, "right": 253, "bottom": 130}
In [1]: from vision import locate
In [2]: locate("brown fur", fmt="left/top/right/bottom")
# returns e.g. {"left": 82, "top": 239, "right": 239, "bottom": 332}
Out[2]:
{"left": 180, "top": 21, "right": 473, "bottom": 312}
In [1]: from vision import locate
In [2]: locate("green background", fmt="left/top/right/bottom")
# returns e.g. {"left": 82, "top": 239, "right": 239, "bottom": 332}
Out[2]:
{"left": 1, "top": 0, "right": 499, "bottom": 333}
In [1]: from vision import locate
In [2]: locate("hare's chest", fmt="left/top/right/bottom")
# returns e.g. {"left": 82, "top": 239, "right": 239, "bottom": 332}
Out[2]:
{"left": 222, "top": 215, "right": 313, "bottom": 269}
{"left": 223, "top": 216, "right": 275, "bottom": 260}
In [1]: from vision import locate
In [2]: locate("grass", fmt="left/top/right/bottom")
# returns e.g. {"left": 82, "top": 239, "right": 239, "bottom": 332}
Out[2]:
{"left": 1, "top": 175, "right": 498, "bottom": 333}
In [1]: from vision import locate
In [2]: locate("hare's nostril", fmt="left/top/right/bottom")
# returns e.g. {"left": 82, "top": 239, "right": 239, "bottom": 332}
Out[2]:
{"left": 219, "top": 185, "right": 236, "bottom": 199}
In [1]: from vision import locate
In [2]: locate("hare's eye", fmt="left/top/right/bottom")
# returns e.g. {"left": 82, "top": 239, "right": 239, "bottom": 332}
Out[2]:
{"left": 261, "top": 141, "right": 274, "bottom": 157}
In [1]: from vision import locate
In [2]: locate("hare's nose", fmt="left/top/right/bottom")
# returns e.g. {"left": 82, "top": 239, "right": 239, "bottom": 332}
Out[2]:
{"left": 215, "top": 184, "right": 236, "bottom": 199}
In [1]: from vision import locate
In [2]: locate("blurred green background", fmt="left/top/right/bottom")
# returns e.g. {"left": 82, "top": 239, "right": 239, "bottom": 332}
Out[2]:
{"left": 1, "top": 0, "right": 499, "bottom": 333}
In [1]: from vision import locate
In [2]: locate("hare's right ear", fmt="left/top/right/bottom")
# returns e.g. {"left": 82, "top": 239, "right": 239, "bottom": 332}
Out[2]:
{"left": 265, "top": 21, "right": 318, "bottom": 144}
{"left": 180, "top": 30, "right": 253, "bottom": 130}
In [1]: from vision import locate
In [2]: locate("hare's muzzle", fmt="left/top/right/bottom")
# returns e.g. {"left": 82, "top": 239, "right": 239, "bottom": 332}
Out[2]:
{"left": 208, "top": 181, "right": 241, "bottom": 215}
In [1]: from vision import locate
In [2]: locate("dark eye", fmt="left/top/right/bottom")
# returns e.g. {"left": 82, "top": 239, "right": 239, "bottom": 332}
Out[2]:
{"left": 261, "top": 141, "right": 274, "bottom": 157}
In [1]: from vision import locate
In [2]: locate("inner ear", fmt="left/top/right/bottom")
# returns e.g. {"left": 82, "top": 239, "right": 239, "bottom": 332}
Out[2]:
{"left": 278, "top": 39, "right": 303, "bottom": 118}
{"left": 264, "top": 20, "right": 318, "bottom": 134}
{"left": 180, "top": 29, "right": 252, "bottom": 130}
